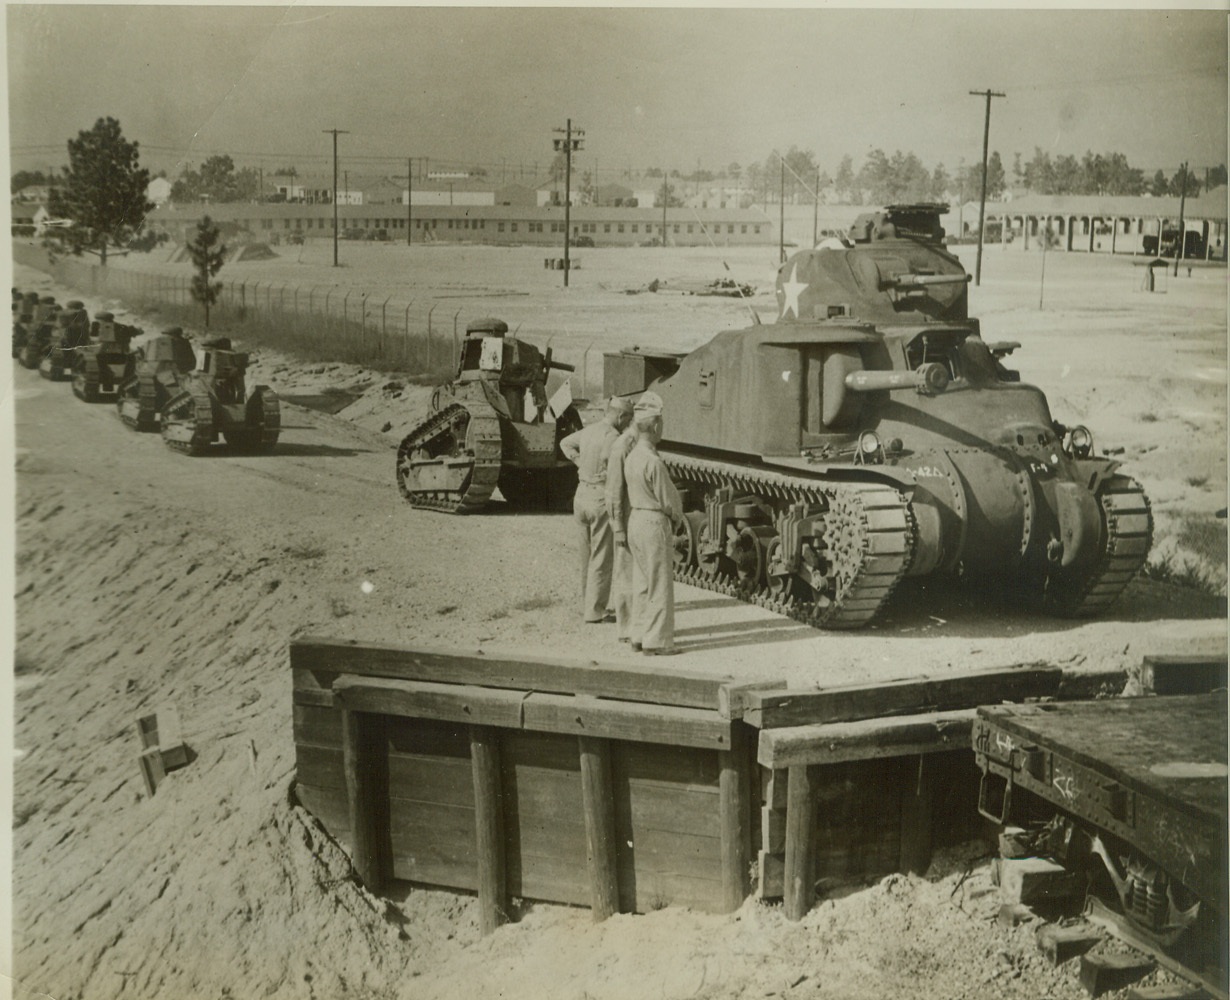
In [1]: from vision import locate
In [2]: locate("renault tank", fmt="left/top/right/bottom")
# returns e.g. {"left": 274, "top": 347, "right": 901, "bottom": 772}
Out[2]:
{"left": 116, "top": 327, "right": 198, "bottom": 431}
{"left": 604, "top": 204, "right": 1152, "bottom": 628}
{"left": 38, "top": 301, "right": 92, "bottom": 380}
{"left": 73, "top": 312, "right": 141, "bottom": 401}
{"left": 396, "top": 317, "right": 582, "bottom": 512}
{"left": 160, "top": 337, "right": 280, "bottom": 455}
{"left": 16, "top": 296, "right": 61, "bottom": 369}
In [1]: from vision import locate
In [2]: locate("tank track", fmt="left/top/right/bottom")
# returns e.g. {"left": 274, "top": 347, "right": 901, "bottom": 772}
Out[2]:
{"left": 254, "top": 390, "right": 281, "bottom": 450}
{"left": 161, "top": 389, "right": 215, "bottom": 456}
{"left": 117, "top": 376, "right": 160, "bottom": 431}
{"left": 396, "top": 403, "right": 504, "bottom": 513}
{"left": 72, "top": 362, "right": 100, "bottom": 402}
{"left": 1048, "top": 474, "right": 1153, "bottom": 616}
{"left": 664, "top": 453, "right": 915, "bottom": 629}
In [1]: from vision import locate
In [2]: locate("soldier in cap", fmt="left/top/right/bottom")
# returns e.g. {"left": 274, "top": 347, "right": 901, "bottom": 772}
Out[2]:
{"left": 623, "top": 391, "right": 683, "bottom": 655}
{"left": 560, "top": 396, "right": 635, "bottom": 623}
{"left": 605, "top": 397, "right": 640, "bottom": 642}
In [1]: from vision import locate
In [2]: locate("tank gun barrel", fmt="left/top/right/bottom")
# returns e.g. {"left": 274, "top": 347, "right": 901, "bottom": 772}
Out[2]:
{"left": 882, "top": 273, "right": 972, "bottom": 289}
{"left": 844, "top": 363, "right": 950, "bottom": 396}
{"left": 545, "top": 358, "right": 575, "bottom": 373}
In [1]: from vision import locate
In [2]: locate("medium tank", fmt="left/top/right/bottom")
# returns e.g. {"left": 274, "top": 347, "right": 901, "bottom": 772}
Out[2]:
{"left": 396, "top": 317, "right": 582, "bottom": 512}
{"left": 160, "top": 337, "right": 280, "bottom": 455}
{"left": 605, "top": 203, "right": 1152, "bottom": 629}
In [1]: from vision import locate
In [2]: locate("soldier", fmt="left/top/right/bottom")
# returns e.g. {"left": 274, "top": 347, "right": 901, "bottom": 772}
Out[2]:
{"left": 561, "top": 396, "right": 634, "bottom": 623}
{"left": 606, "top": 399, "right": 639, "bottom": 643}
{"left": 624, "top": 392, "right": 683, "bottom": 655}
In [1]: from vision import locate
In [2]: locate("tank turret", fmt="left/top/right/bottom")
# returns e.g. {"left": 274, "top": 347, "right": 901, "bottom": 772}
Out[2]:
{"left": 605, "top": 203, "right": 1152, "bottom": 628}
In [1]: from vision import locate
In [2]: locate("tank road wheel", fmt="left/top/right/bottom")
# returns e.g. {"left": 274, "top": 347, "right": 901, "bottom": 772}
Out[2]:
{"left": 765, "top": 536, "right": 804, "bottom": 606}
{"left": 728, "top": 524, "right": 775, "bottom": 589}
{"left": 72, "top": 361, "right": 100, "bottom": 402}
{"left": 1044, "top": 475, "right": 1153, "bottom": 617}
{"left": 695, "top": 520, "right": 734, "bottom": 580}
{"left": 673, "top": 511, "right": 703, "bottom": 572}
{"left": 161, "top": 389, "right": 215, "bottom": 456}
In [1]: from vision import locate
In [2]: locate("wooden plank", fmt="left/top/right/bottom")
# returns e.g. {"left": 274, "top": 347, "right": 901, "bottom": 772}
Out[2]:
{"left": 293, "top": 703, "right": 342, "bottom": 748}
{"left": 615, "top": 867, "right": 725, "bottom": 914}
{"left": 719, "top": 680, "right": 788, "bottom": 720}
{"left": 333, "top": 675, "right": 526, "bottom": 729}
{"left": 505, "top": 849, "right": 591, "bottom": 908}
{"left": 295, "top": 744, "right": 346, "bottom": 791}
{"left": 579, "top": 736, "right": 620, "bottom": 920}
{"left": 292, "top": 686, "right": 334, "bottom": 709}
{"left": 295, "top": 782, "right": 349, "bottom": 838}
{"left": 758, "top": 710, "right": 976, "bottom": 768}
{"left": 1057, "top": 670, "right": 1127, "bottom": 701}
{"left": 342, "top": 710, "right": 390, "bottom": 892}
{"left": 784, "top": 764, "right": 817, "bottom": 921}
{"left": 522, "top": 694, "right": 732, "bottom": 749}
{"left": 1140, "top": 654, "right": 1227, "bottom": 695}
{"left": 720, "top": 724, "right": 752, "bottom": 912}
{"left": 813, "top": 759, "right": 902, "bottom": 882}
{"left": 470, "top": 725, "right": 507, "bottom": 935}
{"left": 387, "top": 719, "right": 470, "bottom": 757}
{"left": 758, "top": 850, "right": 784, "bottom": 898}
{"left": 389, "top": 800, "right": 477, "bottom": 889}
{"left": 618, "top": 739, "right": 720, "bottom": 787}
{"left": 761, "top": 806, "right": 786, "bottom": 855}
{"left": 387, "top": 754, "right": 475, "bottom": 809}
{"left": 292, "top": 636, "right": 735, "bottom": 710}
{"left": 763, "top": 768, "right": 787, "bottom": 809}
{"left": 138, "top": 747, "right": 165, "bottom": 798}
{"left": 745, "top": 666, "right": 1062, "bottom": 729}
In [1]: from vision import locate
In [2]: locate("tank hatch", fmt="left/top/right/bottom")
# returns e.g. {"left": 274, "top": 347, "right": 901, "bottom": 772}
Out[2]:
{"left": 776, "top": 203, "right": 969, "bottom": 325}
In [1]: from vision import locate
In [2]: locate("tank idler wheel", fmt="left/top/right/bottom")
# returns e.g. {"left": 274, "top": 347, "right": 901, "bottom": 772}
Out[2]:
{"left": 673, "top": 511, "right": 704, "bottom": 572}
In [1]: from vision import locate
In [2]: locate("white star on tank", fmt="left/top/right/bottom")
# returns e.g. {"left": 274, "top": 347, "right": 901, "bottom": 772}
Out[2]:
{"left": 778, "top": 263, "right": 808, "bottom": 319}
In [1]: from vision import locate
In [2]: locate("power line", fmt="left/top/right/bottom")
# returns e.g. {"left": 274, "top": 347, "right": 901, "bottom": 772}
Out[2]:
{"left": 323, "top": 128, "right": 348, "bottom": 267}
{"left": 970, "top": 89, "right": 1006, "bottom": 286}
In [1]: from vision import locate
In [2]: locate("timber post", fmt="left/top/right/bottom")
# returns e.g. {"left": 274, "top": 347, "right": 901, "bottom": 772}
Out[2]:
{"left": 719, "top": 722, "right": 752, "bottom": 911}
{"left": 578, "top": 735, "right": 620, "bottom": 920}
{"left": 783, "top": 763, "right": 817, "bottom": 921}
{"left": 469, "top": 725, "right": 508, "bottom": 935}
{"left": 341, "top": 709, "right": 388, "bottom": 892}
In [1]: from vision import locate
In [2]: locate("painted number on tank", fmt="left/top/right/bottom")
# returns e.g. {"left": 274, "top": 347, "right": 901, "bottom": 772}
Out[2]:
{"left": 911, "top": 466, "right": 946, "bottom": 479}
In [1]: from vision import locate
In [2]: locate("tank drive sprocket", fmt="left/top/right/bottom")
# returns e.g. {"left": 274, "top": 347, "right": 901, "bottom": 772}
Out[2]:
{"left": 396, "top": 402, "right": 504, "bottom": 513}
{"left": 666, "top": 453, "right": 915, "bottom": 630}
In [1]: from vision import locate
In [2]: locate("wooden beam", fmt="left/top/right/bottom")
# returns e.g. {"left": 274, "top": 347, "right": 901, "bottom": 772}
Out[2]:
{"left": 469, "top": 725, "right": 507, "bottom": 936}
{"left": 332, "top": 675, "right": 525, "bottom": 729}
{"left": 743, "top": 665, "right": 1061, "bottom": 729}
{"left": 341, "top": 710, "right": 389, "bottom": 892}
{"left": 292, "top": 636, "right": 734, "bottom": 710}
{"left": 522, "top": 694, "right": 732, "bottom": 749}
{"left": 718, "top": 680, "right": 788, "bottom": 720}
{"left": 758, "top": 710, "right": 976, "bottom": 768}
{"left": 1139, "top": 654, "right": 1227, "bottom": 696}
{"left": 578, "top": 736, "right": 620, "bottom": 921}
{"left": 719, "top": 724, "right": 752, "bottom": 912}
{"left": 783, "top": 764, "right": 817, "bottom": 921}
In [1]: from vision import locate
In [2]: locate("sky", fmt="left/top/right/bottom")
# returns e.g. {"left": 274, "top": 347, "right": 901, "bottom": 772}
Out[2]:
{"left": 4, "top": 6, "right": 1228, "bottom": 186}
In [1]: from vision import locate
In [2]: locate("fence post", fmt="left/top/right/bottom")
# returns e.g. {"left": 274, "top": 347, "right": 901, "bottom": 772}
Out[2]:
{"left": 324, "top": 289, "right": 333, "bottom": 332}
{"left": 308, "top": 285, "right": 316, "bottom": 317}
{"left": 427, "top": 303, "right": 437, "bottom": 373}
{"left": 360, "top": 293, "right": 369, "bottom": 358}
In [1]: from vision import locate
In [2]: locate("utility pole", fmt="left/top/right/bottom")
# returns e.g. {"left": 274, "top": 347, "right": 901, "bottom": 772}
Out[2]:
{"left": 552, "top": 119, "right": 584, "bottom": 287}
{"left": 1173, "top": 161, "right": 1188, "bottom": 277}
{"left": 323, "top": 128, "right": 348, "bottom": 267}
{"left": 779, "top": 159, "right": 785, "bottom": 264}
{"left": 969, "top": 89, "right": 1006, "bottom": 286}
{"left": 405, "top": 157, "right": 425, "bottom": 246}
{"left": 813, "top": 167, "right": 820, "bottom": 247}
{"left": 258, "top": 166, "right": 263, "bottom": 202}
{"left": 661, "top": 168, "right": 667, "bottom": 249}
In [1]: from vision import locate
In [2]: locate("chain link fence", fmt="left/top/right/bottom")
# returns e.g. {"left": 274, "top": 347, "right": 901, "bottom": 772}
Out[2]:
{"left": 13, "top": 243, "right": 612, "bottom": 399}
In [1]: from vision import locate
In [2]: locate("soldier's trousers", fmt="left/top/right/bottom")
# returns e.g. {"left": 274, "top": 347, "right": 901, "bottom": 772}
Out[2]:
{"left": 612, "top": 536, "right": 633, "bottom": 640}
{"left": 574, "top": 488, "right": 613, "bottom": 622}
{"left": 628, "top": 508, "right": 675, "bottom": 650}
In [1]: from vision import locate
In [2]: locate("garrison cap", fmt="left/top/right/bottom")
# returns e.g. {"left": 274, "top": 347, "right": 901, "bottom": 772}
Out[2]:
{"left": 633, "top": 391, "right": 663, "bottom": 416}
{"left": 609, "top": 396, "right": 634, "bottom": 415}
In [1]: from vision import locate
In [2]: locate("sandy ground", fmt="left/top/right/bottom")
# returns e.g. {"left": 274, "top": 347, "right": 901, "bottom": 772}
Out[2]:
{"left": 7, "top": 242, "right": 1227, "bottom": 1000}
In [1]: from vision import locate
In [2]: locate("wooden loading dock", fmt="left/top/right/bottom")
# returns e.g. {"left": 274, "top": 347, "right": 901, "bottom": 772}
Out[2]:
{"left": 290, "top": 639, "right": 1224, "bottom": 931}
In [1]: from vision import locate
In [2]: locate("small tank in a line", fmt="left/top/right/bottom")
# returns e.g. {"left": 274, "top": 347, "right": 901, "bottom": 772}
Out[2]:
{"left": 73, "top": 312, "right": 142, "bottom": 402}
{"left": 605, "top": 203, "right": 1152, "bottom": 628}
{"left": 38, "top": 300, "right": 92, "bottom": 380}
{"left": 396, "top": 317, "right": 583, "bottom": 512}
{"left": 16, "top": 295, "right": 61, "bottom": 369}
{"left": 160, "top": 337, "right": 280, "bottom": 455}
{"left": 116, "top": 326, "right": 198, "bottom": 431}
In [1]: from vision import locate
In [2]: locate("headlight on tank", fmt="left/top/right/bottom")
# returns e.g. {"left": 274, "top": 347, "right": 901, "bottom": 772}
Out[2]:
{"left": 856, "top": 431, "right": 883, "bottom": 464}
{"left": 1066, "top": 425, "right": 1093, "bottom": 459}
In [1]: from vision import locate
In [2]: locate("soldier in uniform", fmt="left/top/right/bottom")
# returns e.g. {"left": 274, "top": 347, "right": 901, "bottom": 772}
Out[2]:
{"left": 623, "top": 392, "right": 683, "bottom": 655}
{"left": 605, "top": 399, "right": 639, "bottom": 643}
{"left": 561, "top": 396, "right": 634, "bottom": 623}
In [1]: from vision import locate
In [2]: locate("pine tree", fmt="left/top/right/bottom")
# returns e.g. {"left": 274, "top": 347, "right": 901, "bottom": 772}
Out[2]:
{"left": 46, "top": 117, "right": 153, "bottom": 266}
{"left": 188, "top": 216, "right": 226, "bottom": 328}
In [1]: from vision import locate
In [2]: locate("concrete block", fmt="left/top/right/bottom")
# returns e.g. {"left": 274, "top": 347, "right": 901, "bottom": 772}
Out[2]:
{"left": 1036, "top": 922, "right": 1104, "bottom": 965}
{"left": 1079, "top": 952, "right": 1156, "bottom": 997}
